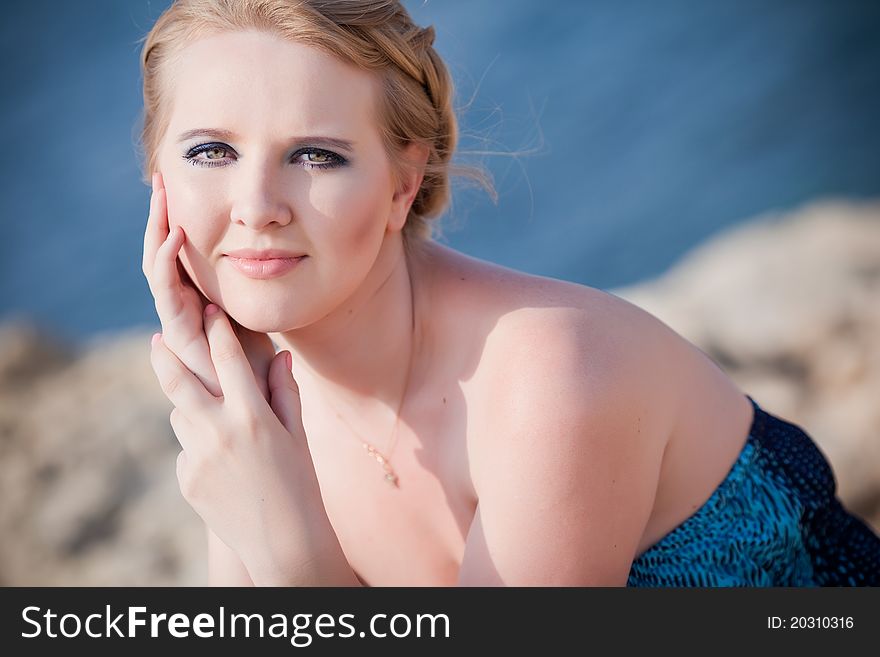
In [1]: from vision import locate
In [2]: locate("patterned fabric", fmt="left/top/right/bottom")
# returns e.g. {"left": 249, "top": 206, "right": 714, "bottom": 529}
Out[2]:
{"left": 627, "top": 395, "right": 880, "bottom": 586}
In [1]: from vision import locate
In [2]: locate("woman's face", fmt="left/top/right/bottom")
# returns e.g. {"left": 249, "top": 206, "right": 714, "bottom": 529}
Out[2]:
{"left": 156, "top": 30, "right": 405, "bottom": 333}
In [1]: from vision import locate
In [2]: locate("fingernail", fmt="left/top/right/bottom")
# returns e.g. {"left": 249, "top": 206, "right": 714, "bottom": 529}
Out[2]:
{"left": 151, "top": 173, "right": 157, "bottom": 189}
{"left": 286, "top": 351, "right": 292, "bottom": 370}
{"left": 151, "top": 332, "right": 161, "bottom": 346}
{"left": 204, "top": 304, "right": 219, "bottom": 317}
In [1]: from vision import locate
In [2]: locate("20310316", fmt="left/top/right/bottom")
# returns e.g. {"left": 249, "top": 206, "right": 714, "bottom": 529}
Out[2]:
{"left": 767, "top": 616, "right": 854, "bottom": 629}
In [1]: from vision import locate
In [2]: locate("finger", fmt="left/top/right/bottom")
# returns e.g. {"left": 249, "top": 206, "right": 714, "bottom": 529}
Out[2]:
{"left": 203, "top": 304, "right": 264, "bottom": 407}
{"left": 169, "top": 407, "right": 197, "bottom": 453}
{"left": 147, "top": 223, "right": 224, "bottom": 398}
{"left": 236, "top": 326, "right": 274, "bottom": 403}
{"left": 151, "top": 224, "right": 187, "bottom": 319}
{"left": 269, "top": 351, "right": 304, "bottom": 438}
{"left": 142, "top": 172, "right": 168, "bottom": 280}
{"left": 150, "top": 332, "right": 218, "bottom": 416}
{"left": 176, "top": 257, "right": 209, "bottom": 303}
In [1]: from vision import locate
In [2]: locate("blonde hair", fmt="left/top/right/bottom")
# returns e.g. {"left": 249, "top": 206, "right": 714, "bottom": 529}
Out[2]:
{"left": 135, "top": 0, "right": 496, "bottom": 246}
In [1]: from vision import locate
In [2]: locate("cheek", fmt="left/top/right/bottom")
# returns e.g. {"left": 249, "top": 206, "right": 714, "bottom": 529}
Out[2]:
{"left": 308, "top": 167, "right": 392, "bottom": 249}
{"left": 166, "top": 180, "right": 225, "bottom": 246}
{"left": 164, "top": 183, "right": 226, "bottom": 295}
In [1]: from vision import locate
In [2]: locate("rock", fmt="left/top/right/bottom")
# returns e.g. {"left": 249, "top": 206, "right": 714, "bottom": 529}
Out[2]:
{"left": 0, "top": 322, "right": 202, "bottom": 585}
{"left": 612, "top": 198, "right": 880, "bottom": 527}
{"left": 0, "top": 316, "right": 77, "bottom": 390}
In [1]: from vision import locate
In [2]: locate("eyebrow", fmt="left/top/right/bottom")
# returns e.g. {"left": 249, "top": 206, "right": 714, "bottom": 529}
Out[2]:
{"left": 176, "top": 128, "right": 355, "bottom": 152}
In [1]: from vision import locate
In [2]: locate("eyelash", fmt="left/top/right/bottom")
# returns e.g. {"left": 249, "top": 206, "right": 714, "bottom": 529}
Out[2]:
{"left": 181, "top": 143, "right": 347, "bottom": 170}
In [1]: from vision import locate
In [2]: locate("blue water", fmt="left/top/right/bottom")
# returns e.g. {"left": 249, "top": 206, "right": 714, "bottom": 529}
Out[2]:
{"left": 2, "top": 0, "right": 879, "bottom": 345}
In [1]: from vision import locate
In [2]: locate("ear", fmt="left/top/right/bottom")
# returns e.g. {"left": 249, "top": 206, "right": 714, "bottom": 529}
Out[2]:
{"left": 388, "top": 141, "right": 430, "bottom": 233}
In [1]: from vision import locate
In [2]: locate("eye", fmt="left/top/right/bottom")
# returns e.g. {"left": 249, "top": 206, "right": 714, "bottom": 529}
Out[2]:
{"left": 182, "top": 143, "right": 347, "bottom": 170}
{"left": 182, "top": 143, "right": 233, "bottom": 168}
{"left": 301, "top": 151, "right": 333, "bottom": 166}
{"left": 294, "top": 148, "right": 347, "bottom": 170}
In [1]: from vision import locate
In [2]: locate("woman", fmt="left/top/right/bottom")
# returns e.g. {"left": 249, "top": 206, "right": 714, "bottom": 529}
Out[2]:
{"left": 139, "top": 0, "right": 880, "bottom": 586}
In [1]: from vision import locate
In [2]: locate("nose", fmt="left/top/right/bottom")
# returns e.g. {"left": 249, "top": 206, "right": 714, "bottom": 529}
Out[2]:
{"left": 229, "top": 160, "right": 294, "bottom": 230}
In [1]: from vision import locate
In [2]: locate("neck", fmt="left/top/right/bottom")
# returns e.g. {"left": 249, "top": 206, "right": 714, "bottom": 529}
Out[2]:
{"left": 269, "top": 234, "right": 435, "bottom": 424}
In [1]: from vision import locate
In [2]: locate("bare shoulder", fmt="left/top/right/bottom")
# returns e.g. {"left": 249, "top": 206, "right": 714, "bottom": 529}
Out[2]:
{"left": 420, "top": 244, "right": 698, "bottom": 583}
{"left": 416, "top": 243, "right": 756, "bottom": 580}
{"left": 419, "top": 241, "right": 687, "bottom": 462}
{"left": 422, "top": 241, "right": 686, "bottom": 398}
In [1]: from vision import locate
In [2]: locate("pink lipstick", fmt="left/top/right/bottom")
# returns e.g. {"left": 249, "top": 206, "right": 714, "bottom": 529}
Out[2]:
{"left": 225, "top": 255, "right": 306, "bottom": 279}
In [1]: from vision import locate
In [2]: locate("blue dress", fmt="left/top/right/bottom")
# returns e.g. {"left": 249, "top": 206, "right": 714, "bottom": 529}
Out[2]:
{"left": 627, "top": 395, "right": 880, "bottom": 586}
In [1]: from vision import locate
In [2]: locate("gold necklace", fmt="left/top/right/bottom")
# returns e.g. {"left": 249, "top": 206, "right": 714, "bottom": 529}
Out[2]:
{"left": 306, "top": 270, "right": 417, "bottom": 488}
{"left": 329, "top": 342, "right": 413, "bottom": 488}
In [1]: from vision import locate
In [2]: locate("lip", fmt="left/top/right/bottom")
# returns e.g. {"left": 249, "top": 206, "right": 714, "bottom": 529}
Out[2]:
{"left": 225, "top": 254, "right": 307, "bottom": 279}
{"left": 225, "top": 248, "right": 307, "bottom": 259}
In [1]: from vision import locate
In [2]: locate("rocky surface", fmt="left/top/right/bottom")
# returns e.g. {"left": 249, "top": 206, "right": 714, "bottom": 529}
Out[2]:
{"left": 612, "top": 198, "right": 880, "bottom": 519}
{"left": 0, "top": 322, "right": 204, "bottom": 585}
{"left": 1, "top": 197, "right": 878, "bottom": 585}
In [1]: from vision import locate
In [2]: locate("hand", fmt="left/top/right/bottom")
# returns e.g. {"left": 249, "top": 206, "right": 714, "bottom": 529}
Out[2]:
{"left": 142, "top": 171, "right": 276, "bottom": 402}
{"left": 149, "top": 303, "right": 341, "bottom": 581}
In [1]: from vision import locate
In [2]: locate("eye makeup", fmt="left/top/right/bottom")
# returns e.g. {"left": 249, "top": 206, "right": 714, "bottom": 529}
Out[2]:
{"left": 181, "top": 142, "right": 348, "bottom": 170}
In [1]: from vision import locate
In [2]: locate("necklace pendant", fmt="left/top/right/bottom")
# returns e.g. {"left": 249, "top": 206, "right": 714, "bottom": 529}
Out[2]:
{"left": 363, "top": 443, "right": 400, "bottom": 487}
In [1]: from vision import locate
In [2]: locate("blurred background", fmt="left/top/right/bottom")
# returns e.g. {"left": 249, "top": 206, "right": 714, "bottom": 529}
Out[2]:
{"left": 1, "top": 0, "right": 878, "bottom": 584}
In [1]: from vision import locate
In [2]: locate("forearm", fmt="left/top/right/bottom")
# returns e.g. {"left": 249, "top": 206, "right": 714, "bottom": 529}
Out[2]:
{"left": 237, "top": 474, "right": 362, "bottom": 587}
{"left": 206, "top": 524, "right": 255, "bottom": 586}
{"left": 206, "top": 519, "right": 358, "bottom": 587}
{"left": 244, "top": 515, "right": 362, "bottom": 587}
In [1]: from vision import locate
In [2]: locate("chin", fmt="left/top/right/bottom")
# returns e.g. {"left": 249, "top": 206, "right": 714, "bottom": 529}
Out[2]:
{"left": 229, "top": 317, "right": 283, "bottom": 334}
{"left": 224, "top": 308, "right": 290, "bottom": 334}
{"left": 221, "top": 298, "right": 309, "bottom": 334}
